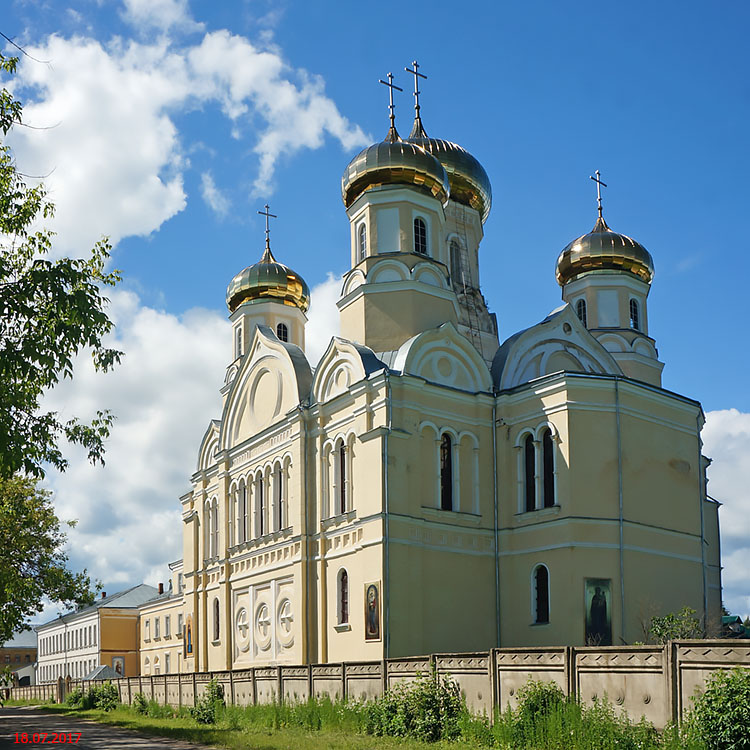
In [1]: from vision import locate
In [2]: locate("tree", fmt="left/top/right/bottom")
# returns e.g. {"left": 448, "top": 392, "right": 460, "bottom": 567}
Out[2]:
{"left": 0, "top": 52, "right": 121, "bottom": 479}
{"left": 0, "top": 475, "right": 95, "bottom": 644}
{"left": 648, "top": 606, "right": 703, "bottom": 644}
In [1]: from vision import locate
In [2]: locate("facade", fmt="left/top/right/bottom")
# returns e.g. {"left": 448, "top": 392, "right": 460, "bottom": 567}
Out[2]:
{"left": 151, "top": 81, "right": 721, "bottom": 673}
{"left": 1, "top": 631, "right": 37, "bottom": 685}
{"left": 36, "top": 584, "right": 158, "bottom": 683}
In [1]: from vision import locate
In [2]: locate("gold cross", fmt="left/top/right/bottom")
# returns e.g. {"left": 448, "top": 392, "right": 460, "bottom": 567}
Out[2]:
{"left": 257, "top": 203, "right": 277, "bottom": 250}
{"left": 590, "top": 170, "right": 607, "bottom": 218}
{"left": 404, "top": 60, "right": 427, "bottom": 118}
{"left": 378, "top": 72, "right": 403, "bottom": 130}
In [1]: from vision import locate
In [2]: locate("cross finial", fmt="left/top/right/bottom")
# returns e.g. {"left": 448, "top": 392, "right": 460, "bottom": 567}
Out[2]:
{"left": 405, "top": 60, "right": 428, "bottom": 138}
{"left": 590, "top": 170, "right": 607, "bottom": 219}
{"left": 258, "top": 203, "right": 277, "bottom": 255}
{"left": 378, "top": 72, "right": 403, "bottom": 139}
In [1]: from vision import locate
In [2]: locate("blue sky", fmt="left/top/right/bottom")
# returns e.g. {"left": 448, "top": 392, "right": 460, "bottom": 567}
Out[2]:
{"left": 4, "top": 0, "right": 749, "bottom": 622}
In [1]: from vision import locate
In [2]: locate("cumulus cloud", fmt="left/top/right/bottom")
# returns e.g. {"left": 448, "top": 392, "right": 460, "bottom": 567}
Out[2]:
{"left": 702, "top": 409, "right": 750, "bottom": 618}
{"left": 42, "top": 290, "right": 230, "bottom": 591}
{"left": 200, "top": 171, "right": 230, "bottom": 217}
{"left": 121, "top": 0, "right": 204, "bottom": 33}
{"left": 7, "top": 30, "right": 367, "bottom": 255}
{"left": 304, "top": 272, "right": 342, "bottom": 366}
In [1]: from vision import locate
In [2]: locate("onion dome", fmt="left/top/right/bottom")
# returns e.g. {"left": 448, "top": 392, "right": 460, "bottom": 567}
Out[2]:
{"left": 407, "top": 117, "right": 492, "bottom": 223}
{"left": 341, "top": 126, "right": 450, "bottom": 209}
{"left": 226, "top": 245, "right": 310, "bottom": 314}
{"left": 556, "top": 215, "right": 655, "bottom": 286}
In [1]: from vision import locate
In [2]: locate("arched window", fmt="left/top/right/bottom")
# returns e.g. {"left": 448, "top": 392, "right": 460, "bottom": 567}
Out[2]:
{"left": 629, "top": 299, "right": 640, "bottom": 330}
{"left": 257, "top": 475, "right": 266, "bottom": 537}
{"left": 337, "top": 569, "right": 349, "bottom": 624}
{"left": 154, "top": 656, "right": 160, "bottom": 675}
{"left": 576, "top": 299, "right": 587, "bottom": 327}
{"left": 274, "top": 464, "right": 283, "bottom": 531}
{"left": 358, "top": 223, "right": 367, "bottom": 261}
{"left": 213, "top": 598, "right": 220, "bottom": 641}
{"left": 276, "top": 322, "right": 289, "bottom": 342}
{"left": 338, "top": 442, "right": 347, "bottom": 514}
{"left": 235, "top": 326, "right": 243, "bottom": 358}
{"left": 144, "top": 657, "right": 150, "bottom": 676}
{"left": 542, "top": 429, "right": 555, "bottom": 508}
{"left": 211, "top": 498, "right": 219, "bottom": 557}
{"left": 238, "top": 483, "right": 247, "bottom": 544}
{"left": 524, "top": 434, "right": 536, "bottom": 512}
{"left": 228, "top": 490, "right": 235, "bottom": 548}
{"left": 450, "top": 239, "right": 462, "bottom": 284}
{"left": 204, "top": 500, "right": 211, "bottom": 558}
{"left": 414, "top": 217, "right": 427, "bottom": 255}
{"left": 533, "top": 565, "right": 550, "bottom": 624}
{"left": 440, "top": 433, "right": 453, "bottom": 511}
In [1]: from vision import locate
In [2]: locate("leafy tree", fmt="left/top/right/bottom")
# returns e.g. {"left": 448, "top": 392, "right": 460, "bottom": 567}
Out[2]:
{"left": 0, "top": 475, "right": 95, "bottom": 644}
{"left": 649, "top": 606, "right": 703, "bottom": 644}
{"left": 0, "top": 52, "right": 121, "bottom": 479}
{"left": 691, "top": 667, "right": 750, "bottom": 750}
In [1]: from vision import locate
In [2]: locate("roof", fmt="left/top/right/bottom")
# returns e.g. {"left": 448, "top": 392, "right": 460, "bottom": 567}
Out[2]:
{"left": 1, "top": 631, "right": 37, "bottom": 649}
{"left": 83, "top": 664, "right": 121, "bottom": 681}
{"left": 35, "top": 584, "right": 160, "bottom": 629}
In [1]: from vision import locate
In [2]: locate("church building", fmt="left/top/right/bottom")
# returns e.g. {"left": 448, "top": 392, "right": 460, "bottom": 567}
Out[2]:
{"left": 142, "top": 66, "right": 721, "bottom": 674}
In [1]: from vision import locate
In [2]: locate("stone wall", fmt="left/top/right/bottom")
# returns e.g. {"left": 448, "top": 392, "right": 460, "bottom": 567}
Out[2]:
{"left": 11, "top": 640, "right": 750, "bottom": 729}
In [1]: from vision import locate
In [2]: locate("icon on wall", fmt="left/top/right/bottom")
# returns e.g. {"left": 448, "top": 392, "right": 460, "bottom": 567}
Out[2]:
{"left": 584, "top": 578, "right": 612, "bottom": 646}
{"left": 184, "top": 614, "right": 194, "bottom": 657}
{"left": 364, "top": 581, "right": 381, "bottom": 641}
{"left": 111, "top": 656, "right": 124, "bottom": 676}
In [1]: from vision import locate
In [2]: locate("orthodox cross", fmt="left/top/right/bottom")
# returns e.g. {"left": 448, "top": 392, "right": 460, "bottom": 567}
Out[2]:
{"left": 589, "top": 170, "right": 607, "bottom": 218}
{"left": 258, "top": 203, "right": 277, "bottom": 251}
{"left": 404, "top": 60, "right": 427, "bottom": 117}
{"left": 378, "top": 72, "right": 403, "bottom": 131}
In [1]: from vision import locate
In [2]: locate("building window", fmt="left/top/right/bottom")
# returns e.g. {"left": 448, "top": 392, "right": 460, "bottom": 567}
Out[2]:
{"left": 338, "top": 569, "right": 349, "bottom": 624}
{"left": 533, "top": 565, "right": 550, "bottom": 624}
{"left": 154, "top": 656, "right": 160, "bottom": 676}
{"left": 165, "top": 615, "right": 171, "bottom": 638}
{"left": 154, "top": 617, "right": 160, "bottom": 638}
{"left": 339, "top": 442, "right": 347, "bottom": 514}
{"left": 629, "top": 299, "right": 640, "bottom": 330}
{"left": 145, "top": 620, "right": 150, "bottom": 641}
{"left": 257, "top": 475, "right": 266, "bottom": 536}
{"left": 213, "top": 598, "right": 220, "bottom": 642}
{"left": 276, "top": 322, "right": 289, "bottom": 342}
{"left": 144, "top": 657, "right": 150, "bottom": 676}
{"left": 178, "top": 573, "right": 184, "bottom": 594}
{"left": 211, "top": 498, "right": 219, "bottom": 557}
{"left": 524, "top": 434, "right": 536, "bottom": 512}
{"left": 239, "top": 483, "right": 247, "bottom": 544}
{"left": 439, "top": 433, "right": 453, "bottom": 510}
{"left": 235, "top": 326, "right": 242, "bottom": 358}
{"left": 542, "top": 429, "right": 555, "bottom": 508}
{"left": 450, "top": 239, "right": 462, "bottom": 285}
{"left": 274, "top": 464, "right": 283, "bottom": 531}
{"left": 576, "top": 299, "right": 587, "bottom": 327}
{"left": 414, "top": 217, "right": 427, "bottom": 255}
{"left": 358, "top": 223, "right": 367, "bottom": 261}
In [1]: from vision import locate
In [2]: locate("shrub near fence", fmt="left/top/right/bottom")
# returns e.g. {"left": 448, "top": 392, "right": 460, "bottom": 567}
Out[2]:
{"left": 12, "top": 640, "right": 750, "bottom": 729}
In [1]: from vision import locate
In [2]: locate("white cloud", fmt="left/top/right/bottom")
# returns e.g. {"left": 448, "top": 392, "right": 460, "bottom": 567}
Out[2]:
{"left": 42, "top": 290, "right": 230, "bottom": 592}
{"left": 121, "top": 0, "right": 204, "bottom": 33}
{"left": 7, "top": 30, "right": 367, "bottom": 255}
{"left": 304, "top": 272, "right": 342, "bottom": 366}
{"left": 200, "top": 171, "right": 230, "bottom": 217}
{"left": 703, "top": 409, "right": 750, "bottom": 619}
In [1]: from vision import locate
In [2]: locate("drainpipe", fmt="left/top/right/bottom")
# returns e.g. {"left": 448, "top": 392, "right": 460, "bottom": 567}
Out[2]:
{"left": 697, "top": 414, "right": 708, "bottom": 631}
{"left": 492, "top": 401, "right": 500, "bottom": 647}
{"left": 383, "top": 372, "right": 392, "bottom": 658}
{"left": 615, "top": 378, "right": 625, "bottom": 644}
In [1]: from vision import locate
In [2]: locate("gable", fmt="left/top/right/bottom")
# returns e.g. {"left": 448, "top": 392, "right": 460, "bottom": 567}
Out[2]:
{"left": 312, "top": 337, "right": 387, "bottom": 404}
{"left": 393, "top": 321, "right": 493, "bottom": 393}
{"left": 219, "top": 326, "right": 312, "bottom": 450}
{"left": 197, "top": 420, "right": 220, "bottom": 472}
{"left": 492, "top": 304, "right": 622, "bottom": 391}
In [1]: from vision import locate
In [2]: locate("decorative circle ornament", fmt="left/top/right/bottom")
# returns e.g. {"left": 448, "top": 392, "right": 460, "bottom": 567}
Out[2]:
{"left": 235, "top": 607, "right": 250, "bottom": 652}
{"left": 277, "top": 598, "right": 294, "bottom": 648}
{"left": 255, "top": 603, "right": 272, "bottom": 651}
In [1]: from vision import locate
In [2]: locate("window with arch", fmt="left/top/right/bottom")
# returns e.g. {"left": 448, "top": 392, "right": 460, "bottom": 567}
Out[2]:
{"left": 440, "top": 433, "right": 453, "bottom": 511}
{"left": 256, "top": 474, "right": 266, "bottom": 537}
{"left": 337, "top": 569, "right": 349, "bottom": 624}
{"left": 576, "top": 298, "right": 587, "bottom": 327}
{"left": 235, "top": 326, "right": 242, "bottom": 358}
{"left": 144, "top": 657, "right": 150, "bottom": 676}
{"left": 276, "top": 322, "right": 289, "bottom": 342}
{"left": 213, "top": 598, "right": 220, "bottom": 642}
{"left": 629, "top": 299, "right": 640, "bottom": 330}
{"left": 211, "top": 498, "right": 219, "bottom": 557}
{"left": 449, "top": 239, "right": 462, "bottom": 284}
{"left": 524, "top": 434, "right": 536, "bottom": 512}
{"left": 542, "top": 428, "right": 555, "bottom": 508}
{"left": 414, "top": 217, "right": 427, "bottom": 255}
{"left": 154, "top": 656, "right": 160, "bottom": 675}
{"left": 273, "top": 464, "right": 283, "bottom": 531}
{"left": 338, "top": 441, "right": 347, "bottom": 514}
{"left": 238, "top": 483, "right": 248, "bottom": 544}
{"left": 533, "top": 564, "right": 550, "bottom": 624}
{"left": 358, "top": 223, "right": 367, "bottom": 261}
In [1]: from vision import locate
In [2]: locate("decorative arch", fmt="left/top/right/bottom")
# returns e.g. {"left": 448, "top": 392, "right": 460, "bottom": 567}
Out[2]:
{"left": 369, "top": 259, "right": 410, "bottom": 284}
{"left": 412, "top": 262, "right": 447, "bottom": 289}
{"left": 341, "top": 269, "right": 365, "bottom": 297}
{"left": 197, "top": 421, "right": 221, "bottom": 472}
{"left": 312, "top": 338, "right": 386, "bottom": 404}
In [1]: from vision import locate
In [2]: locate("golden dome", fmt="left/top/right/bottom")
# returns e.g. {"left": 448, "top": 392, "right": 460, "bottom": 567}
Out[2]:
{"left": 341, "top": 127, "right": 450, "bottom": 209}
{"left": 556, "top": 215, "right": 655, "bottom": 286}
{"left": 226, "top": 246, "right": 310, "bottom": 314}
{"left": 407, "top": 119, "right": 492, "bottom": 223}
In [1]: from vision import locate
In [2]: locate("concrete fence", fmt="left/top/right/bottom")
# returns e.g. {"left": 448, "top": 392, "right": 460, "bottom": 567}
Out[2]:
{"left": 13, "top": 640, "right": 750, "bottom": 729}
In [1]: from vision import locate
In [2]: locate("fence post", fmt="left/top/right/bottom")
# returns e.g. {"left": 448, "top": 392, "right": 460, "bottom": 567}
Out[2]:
{"left": 666, "top": 641, "right": 678, "bottom": 725}
{"left": 381, "top": 659, "right": 388, "bottom": 697}
{"left": 341, "top": 662, "right": 347, "bottom": 702}
{"left": 568, "top": 646, "right": 577, "bottom": 701}
{"left": 229, "top": 670, "right": 234, "bottom": 706}
{"left": 192, "top": 672, "right": 197, "bottom": 707}
{"left": 251, "top": 667, "right": 257, "bottom": 705}
{"left": 277, "top": 665, "right": 283, "bottom": 703}
{"left": 307, "top": 662, "right": 313, "bottom": 701}
{"left": 489, "top": 649, "right": 498, "bottom": 723}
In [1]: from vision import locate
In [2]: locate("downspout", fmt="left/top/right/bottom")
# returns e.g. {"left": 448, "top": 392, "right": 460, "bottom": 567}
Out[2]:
{"left": 697, "top": 414, "right": 708, "bottom": 631}
{"left": 299, "top": 404, "right": 310, "bottom": 664}
{"left": 615, "top": 378, "right": 625, "bottom": 644}
{"left": 383, "top": 371, "right": 392, "bottom": 658}
{"left": 492, "top": 401, "right": 500, "bottom": 647}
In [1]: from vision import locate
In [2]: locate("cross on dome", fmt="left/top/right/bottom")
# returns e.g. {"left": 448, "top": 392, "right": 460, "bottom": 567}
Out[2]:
{"left": 405, "top": 60, "right": 428, "bottom": 139}
{"left": 590, "top": 170, "right": 607, "bottom": 219}
{"left": 258, "top": 203, "right": 277, "bottom": 259}
{"left": 378, "top": 72, "right": 403, "bottom": 141}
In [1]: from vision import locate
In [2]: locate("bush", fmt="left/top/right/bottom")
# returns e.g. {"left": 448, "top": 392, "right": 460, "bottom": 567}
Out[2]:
{"left": 364, "top": 665, "right": 464, "bottom": 742}
{"left": 132, "top": 692, "right": 148, "bottom": 715}
{"left": 692, "top": 666, "right": 750, "bottom": 750}
{"left": 91, "top": 681, "right": 119, "bottom": 711}
{"left": 192, "top": 679, "right": 225, "bottom": 725}
{"left": 650, "top": 606, "right": 703, "bottom": 643}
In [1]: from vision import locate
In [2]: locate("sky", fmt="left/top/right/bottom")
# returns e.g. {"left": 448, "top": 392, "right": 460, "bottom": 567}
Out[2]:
{"left": 2, "top": 0, "right": 749, "bottom": 624}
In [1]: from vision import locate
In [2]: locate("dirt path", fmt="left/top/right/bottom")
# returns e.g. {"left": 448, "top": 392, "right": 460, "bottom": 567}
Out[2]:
{"left": 0, "top": 706, "right": 211, "bottom": 750}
